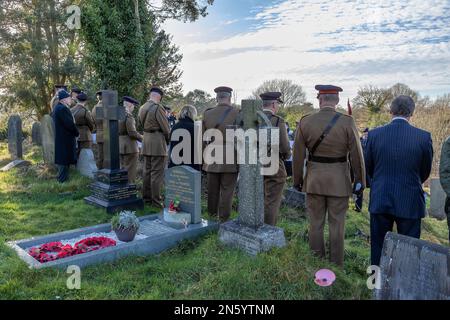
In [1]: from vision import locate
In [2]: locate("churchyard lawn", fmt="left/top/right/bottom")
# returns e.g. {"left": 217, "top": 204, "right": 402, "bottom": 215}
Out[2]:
{"left": 0, "top": 142, "right": 448, "bottom": 300}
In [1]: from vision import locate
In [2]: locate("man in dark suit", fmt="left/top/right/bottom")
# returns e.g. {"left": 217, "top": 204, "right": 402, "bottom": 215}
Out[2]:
{"left": 365, "top": 95, "right": 433, "bottom": 265}
{"left": 53, "top": 90, "right": 79, "bottom": 183}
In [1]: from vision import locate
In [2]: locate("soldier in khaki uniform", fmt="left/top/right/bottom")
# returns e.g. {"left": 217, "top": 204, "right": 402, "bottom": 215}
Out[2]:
{"left": 202, "top": 86, "right": 239, "bottom": 222}
{"left": 119, "top": 96, "right": 143, "bottom": 184}
{"left": 50, "top": 84, "right": 68, "bottom": 112}
{"left": 71, "top": 92, "right": 95, "bottom": 155}
{"left": 261, "top": 92, "right": 291, "bottom": 226}
{"left": 70, "top": 87, "right": 81, "bottom": 107}
{"left": 92, "top": 91, "right": 104, "bottom": 169}
{"left": 138, "top": 87, "right": 170, "bottom": 208}
{"left": 292, "top": 85, "right": 365, "bottom": 267}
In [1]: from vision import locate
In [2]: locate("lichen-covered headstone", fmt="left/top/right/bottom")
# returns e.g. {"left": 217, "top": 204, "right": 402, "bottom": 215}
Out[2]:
{"left": 76, "top": 149, "right": 98, "bottom": 178}
{"left": 8, "top": 115, "right": 23, "bottom": 159}
{"left": 40, "top": 115, "right": 55, "bottom": 164}
{"left": 31, "top": 122, "right": 42, "bottom": 146}
{"left": 375, "top": 232, "right": 450, "bottom": 300}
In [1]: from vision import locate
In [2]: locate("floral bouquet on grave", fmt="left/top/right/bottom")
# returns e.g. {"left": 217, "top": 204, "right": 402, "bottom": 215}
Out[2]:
{"left": 168, "top": 197, "right": 181, "bottom": 213}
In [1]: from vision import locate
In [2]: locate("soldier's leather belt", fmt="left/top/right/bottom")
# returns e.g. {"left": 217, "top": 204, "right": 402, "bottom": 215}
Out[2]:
{"left": 308, "top": 155, "right": 347, "bottom": 163}
{"left": 144, "top": 129, "right": 162, "bottom": 133}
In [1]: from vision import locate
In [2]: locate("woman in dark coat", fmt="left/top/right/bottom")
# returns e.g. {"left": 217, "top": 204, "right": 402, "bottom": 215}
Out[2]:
{"left": 168, "top": 105, "right": 200, "bottom": 171}
{"left": 52, "top": 90, "right": 79, "bottom": 183}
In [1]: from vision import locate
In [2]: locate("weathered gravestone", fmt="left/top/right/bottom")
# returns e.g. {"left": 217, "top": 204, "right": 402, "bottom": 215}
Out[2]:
{"left": 77, "top": 148, "right": 98, "bottom": 179}
{"left": 282, "top": 187, "right": 306, "bottom": 210}
{"left": 31, "top": 122, "right": 42, "bottom": 146}
{"left": 8, "top": 115, "right": 23, "bottom": 159}
{"left": 375, "top": 232, "right": 450, "bottom": 300}
{"left": 429, "top": 178, "right": 447, "bottom": 220}
{"left": 162, "top": 166, "right": 202, "bottom": 229}
{"left": 219, "top": 100, "right": 286, "bottom": 255}
{"left": 40, "top": 115, "right": 55, "bottom": 164}
{"left": 84, "top": 90, "right": 143, "bottom": 213}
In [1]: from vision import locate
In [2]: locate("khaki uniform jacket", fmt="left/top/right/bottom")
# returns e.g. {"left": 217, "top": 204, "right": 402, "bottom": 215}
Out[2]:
{"left": 263, "top": 109, "right": 292, "bottom": 178}
{"left": 119, "top": 112, "right": 143, "bottom": 155}
{"left": 71, "top": 104, "right": 95, "bottom": 142}
{"left": 292, "top": 107, "right": 366, "bottom": 197}
{"left": 202, "top": 103, "right": 239, "bottom": 173}
{"left": 91, "top": 102, "right": 104, "bottom": 143}
{"left": 138, "top": 101, "right": 170, "bottom": 156}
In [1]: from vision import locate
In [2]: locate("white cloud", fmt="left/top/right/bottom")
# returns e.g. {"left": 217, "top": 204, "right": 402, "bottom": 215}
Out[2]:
{"left": 166, "top": 0, "right": 450, "bottom": 105}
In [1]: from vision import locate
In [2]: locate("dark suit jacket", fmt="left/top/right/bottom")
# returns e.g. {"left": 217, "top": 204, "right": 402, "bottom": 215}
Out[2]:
{"left": 364, "top": 119, "right": 433, "bottom": 219}
{"left": 53, "top": 102, "right": 79, "bottom": 165}
{"left": 168, "top": 117, "right": 201, "bottom": 171}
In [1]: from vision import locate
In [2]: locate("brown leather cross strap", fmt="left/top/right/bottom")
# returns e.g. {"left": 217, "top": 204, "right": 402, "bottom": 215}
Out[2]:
{"left": 215, "top": 107, "right": 233, "bottom": 129}
{"left": 309, "top": 113, "right": 342, "bottom": 156}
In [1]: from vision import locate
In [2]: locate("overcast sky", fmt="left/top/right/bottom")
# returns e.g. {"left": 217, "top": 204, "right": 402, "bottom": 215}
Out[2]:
{"left": 163, "top": 0, "right": 450, "bottom": 106}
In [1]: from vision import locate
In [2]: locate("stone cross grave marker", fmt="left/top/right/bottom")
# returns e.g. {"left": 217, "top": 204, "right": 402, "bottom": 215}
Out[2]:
{"left": 31, "top": 122, "right": 42, "bottom": 146}
{"left": 84, "top": 90, "right": 143, "bottom": 213}
{"left": 40, "top": 115, "right": 55, "bottom": 164}
{"left": 219, "top": 100, "right": 286, "bottom": 255}
{"left": 374, "top": 232, "right": 449, "bottom": 300}
{"left": 8, "top": 115, "right": 23, "bottom": 159}
{"left": 162, "top": 166, "right": 202, "bottom": 229}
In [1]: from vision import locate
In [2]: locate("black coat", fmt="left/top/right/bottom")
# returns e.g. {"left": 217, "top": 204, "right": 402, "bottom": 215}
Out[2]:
{"left": 168, "top": 117, "right": 201, "bottom": 171}
{"left": 53, "top": 102, "right": 79, "bottom": 165}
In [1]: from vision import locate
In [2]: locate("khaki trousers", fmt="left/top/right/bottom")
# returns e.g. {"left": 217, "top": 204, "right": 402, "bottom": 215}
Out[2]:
{"left": 96, "top": 142, "right": 104, "bottom": 170}
{"left": 307, "top": 194, "right": 349, "bottom": 267}
{"left": 263, "top": 175, "right": 286, "bottom": 226}
{"left": 207, "top": 172, "right": 238, "bottom": 222}
{"left": 143, "top": 156, "right": 166, "bottom": 208}
{"left": 120, "top": 153, "right": 138, "bottom": 184}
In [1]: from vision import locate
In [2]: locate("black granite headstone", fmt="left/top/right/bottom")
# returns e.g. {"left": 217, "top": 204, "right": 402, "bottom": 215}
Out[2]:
{"left": 84, "top": 90, "right": 143, "bottom": 213}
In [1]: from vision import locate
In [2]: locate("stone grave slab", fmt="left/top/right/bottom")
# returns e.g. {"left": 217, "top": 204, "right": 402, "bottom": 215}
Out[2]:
{"left": 8, "top": 115, "right": 23, "bottom": 159}
{"left": 374, "top": 232, "right": 450, "bottom": 300}
{"left": 31, "top": 122, "right": 42, "bottom": 145}
{"left": 41, "top": 115, "right": 55, "bottom": 164}
{"left": 163, "top": 165, "right": 201, "bottom": 228}
{"left": 429, "top": 178, "right": 447, "bottom": 220}
{"left": 282, "top": 187, "right": 306, "bottom": 210}
{"left": 77, "top": 148, "right": 98, "bottom": 179}
{"left": 7, "top": 214, "right": 218, "bottom": 270}
{"left": 1, "top": 160, "right": 31, "bottom": 172}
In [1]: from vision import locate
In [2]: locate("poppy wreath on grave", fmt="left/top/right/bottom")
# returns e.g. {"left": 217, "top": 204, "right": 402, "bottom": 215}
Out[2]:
{"left": 28, "top": 237, "right": 116, "bottom": 263}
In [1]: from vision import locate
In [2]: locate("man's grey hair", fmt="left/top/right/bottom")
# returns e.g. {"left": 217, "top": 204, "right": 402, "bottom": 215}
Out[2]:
{"left": 179, "top": 105, "right": 197, "bottom": 120}
{"left": 216, "top": 92, "right": 231, "bottom": 100}
{"left": 321, "top": 94, "right": 339, "bottom": 104}
{"left": 390, "top": 95, "right": 415, "bottom": 117}
{"left": 263, "top": 100, "right": 277, "bottom": 108}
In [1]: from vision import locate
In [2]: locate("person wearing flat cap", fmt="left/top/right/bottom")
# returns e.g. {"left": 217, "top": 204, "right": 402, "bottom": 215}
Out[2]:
{"left": 292, "top": 84, "right": 366, "bottom": 267}
{"left": 119, "top": 96, "right": 143, "bottom": 184}
{"left": 138, "top": 86, "right": 170, "bottom": 208}
{"left": 92, "top": 91, "right": 104, "bottom": 169}
{"left": 260, "top": 92, "right": 291, "bottom": 226}
{"left": 202, "top": 86, "right": 239, "bottom": 222}
{"left": 52, "top": 90, "right": 79, "bottom": 183}
{"left": 50, "top": 84, "right": 68, "bottom": 113}
{"left": 70, "top": 92, "right": 95, "bottom": 156}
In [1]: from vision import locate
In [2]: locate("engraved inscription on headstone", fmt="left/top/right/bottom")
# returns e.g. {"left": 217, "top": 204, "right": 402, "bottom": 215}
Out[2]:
{"left": 375, "top": 232, "right": 450, "bottom": 300}
{"left": 164, "top": 166, "right": 201, "bottom": 224}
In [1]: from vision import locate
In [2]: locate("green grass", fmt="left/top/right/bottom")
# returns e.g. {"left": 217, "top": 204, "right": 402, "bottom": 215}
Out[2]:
{"left": 0, "top": 142, "right": 448, "bottom": 300}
